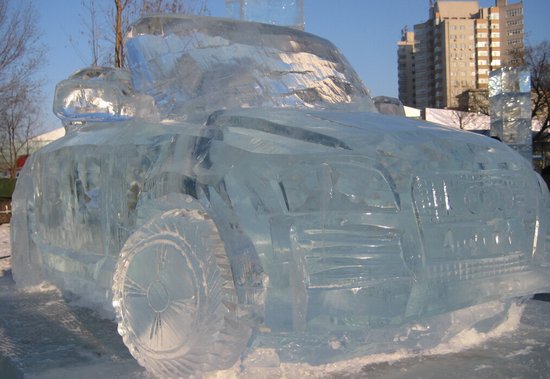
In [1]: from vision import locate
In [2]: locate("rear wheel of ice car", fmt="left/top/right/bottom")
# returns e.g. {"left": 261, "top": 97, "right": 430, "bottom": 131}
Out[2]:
{"left": 112, "top": 208, "right": 250, "bottom": 377}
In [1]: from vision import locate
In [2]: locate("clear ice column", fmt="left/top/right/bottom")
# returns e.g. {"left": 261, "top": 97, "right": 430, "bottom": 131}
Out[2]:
{"left": 489, "top": 67, "right": 532, "bottom": 162}
{"left": 224, "top": 0, "right": 304, "bottom": 30}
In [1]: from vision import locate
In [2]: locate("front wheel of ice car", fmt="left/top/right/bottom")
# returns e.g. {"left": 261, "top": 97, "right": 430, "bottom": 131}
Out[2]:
{"left": 112, "top": 208, "right": 250, "bottom": 377}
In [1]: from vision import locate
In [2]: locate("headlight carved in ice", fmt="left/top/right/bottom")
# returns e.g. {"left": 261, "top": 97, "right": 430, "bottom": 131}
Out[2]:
{"left": 278, "top": 158, "right": 399, "bottom": 212}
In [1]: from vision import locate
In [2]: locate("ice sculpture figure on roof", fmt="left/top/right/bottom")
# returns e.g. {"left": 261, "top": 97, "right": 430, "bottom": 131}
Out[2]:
{"left": 225, "top": 0, "right": 304, "bottom": 30}
{"left": 10, "top": 14, "right": 550, "bottom": 378}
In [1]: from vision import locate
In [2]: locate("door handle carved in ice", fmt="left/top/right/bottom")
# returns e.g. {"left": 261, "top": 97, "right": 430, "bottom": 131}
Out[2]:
{"left": 10, "top": 14, "right": 550, "bottom": 378}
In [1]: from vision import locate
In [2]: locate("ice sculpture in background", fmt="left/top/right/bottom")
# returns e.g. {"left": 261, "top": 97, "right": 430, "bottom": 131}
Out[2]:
{"left": 10, "top": 14, "right": 550, "bottom": 378}
{"left": 373, "top": 95, "right": 406, "bottom": 116}
{"left": 489, "top": 67, "right": 532, "bottom": 161}
{"left": 225, "top": 0, "right": 304, "bottom": 30}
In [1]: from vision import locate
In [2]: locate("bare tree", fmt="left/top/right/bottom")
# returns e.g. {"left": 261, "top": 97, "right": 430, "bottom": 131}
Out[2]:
{"left": 0, "top": 88, "right": 38, "bottom": 178}
{"left": 69, "top": 0, "right": 111, "bottom": 67}
{"left": 114, "top": 0, "right": 132, "bottom": 68}
{"left": 74, "top": 0, "right": 209, "bottom": 69}
{"left": 526, "top": 42, "right": 550, "bottom": 140}
{"left": 139, "top": 0, "right": 208, "bottom": 15}
{"left": 510, "top": 41, "right": 550, "bottom": 140}
{"left": 0, "top": 0, "right": 44, "bottom": 177}
{"left": 449, "top": 109, "right": 475, "bottom": 130}
{"left": 448, "top": 89, "right": 490, "bottom": 131}
{"left": 88, "top": 0, "right": 101, "bottom": 66}
{"left": 73, "top": 0, "right": 104, "bottom": 66}
{"left": 110, "top": 0, "right": 208, "bottom": 68}
{"left": 456, "top": 89, "right": 489, "bottom": 115}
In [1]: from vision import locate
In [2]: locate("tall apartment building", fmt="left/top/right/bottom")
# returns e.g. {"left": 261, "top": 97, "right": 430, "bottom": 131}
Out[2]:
{"left": 397, "top": 30, "right": 416, "bottom": 107}
{"left": 397, "top": 0, "right": 524, "bottom": 109}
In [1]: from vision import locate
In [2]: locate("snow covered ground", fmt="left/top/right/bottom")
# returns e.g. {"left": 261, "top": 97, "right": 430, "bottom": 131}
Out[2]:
{"left": 1, "top": 222, "right": 550, "bottom": 378}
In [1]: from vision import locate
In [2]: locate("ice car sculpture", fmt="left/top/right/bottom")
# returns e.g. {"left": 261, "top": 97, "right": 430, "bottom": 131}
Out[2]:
{"left": 11, "top": 14, "right": 550, "bottom": 377}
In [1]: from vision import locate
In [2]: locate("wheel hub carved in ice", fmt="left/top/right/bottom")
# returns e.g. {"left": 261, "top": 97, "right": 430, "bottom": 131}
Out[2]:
{"left": 121, "top": 240, "right": 199, "bottom": 354}
{"left": 112, "top": 207, "right": 251, "bottom": 376}
{"left": 147, "top": 280, "right": 170, "bottom": 312}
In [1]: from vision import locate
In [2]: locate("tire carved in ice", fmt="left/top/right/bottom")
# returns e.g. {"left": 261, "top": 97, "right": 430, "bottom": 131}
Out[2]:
{"left": 112, "top": 208, "right": 250, "bottom": 376}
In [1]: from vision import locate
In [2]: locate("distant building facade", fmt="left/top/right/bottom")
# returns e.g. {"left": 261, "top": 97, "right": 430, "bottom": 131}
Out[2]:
{"left": 397, "top": 30, "right": 416, "bottom": 107}
{"left": 397, "top": 0, "right": 524, "bottom": 109}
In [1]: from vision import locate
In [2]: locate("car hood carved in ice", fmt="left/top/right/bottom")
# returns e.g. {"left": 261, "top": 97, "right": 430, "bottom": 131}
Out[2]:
{"left": 209, "top": 107, "right": 529, "bottom": 171}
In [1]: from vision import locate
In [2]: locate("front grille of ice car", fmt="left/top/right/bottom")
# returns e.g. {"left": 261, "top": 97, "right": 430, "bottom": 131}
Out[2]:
{"left": 543, "top": 232, "right": 550, "bottom": 267}
{"left": 424, "top": 252, "right": 528, "bottom": 281}
{"left": 412, "top": 171, "right": 535, "bottom": 279}
{"left": 290, "top": 222, "right": 406, "bottom": 288}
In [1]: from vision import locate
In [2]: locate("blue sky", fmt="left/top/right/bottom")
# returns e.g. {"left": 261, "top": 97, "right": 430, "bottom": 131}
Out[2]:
{"left": 34, "top": 0, "right": 549, "bottom": 132}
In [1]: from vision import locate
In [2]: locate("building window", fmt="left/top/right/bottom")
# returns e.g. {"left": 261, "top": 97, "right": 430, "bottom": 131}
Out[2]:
{"left": 490, "top": 32, "right": 500, "bottom": 38}
{"left": 508, "top": 8, "right": 523, "bottom": 17}
{"left": 507, "top": 19, "right": 523, "bottom": 27}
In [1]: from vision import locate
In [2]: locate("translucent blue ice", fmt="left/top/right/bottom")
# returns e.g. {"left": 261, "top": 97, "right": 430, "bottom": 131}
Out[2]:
{"left": 489, "top": 67, "right": 533, "bottom": 161}
{"left": 225, "top": 0, "right": 304, "bottom": 30}
{"left": 11, "top": 15, "right": 550, "bottom": 378}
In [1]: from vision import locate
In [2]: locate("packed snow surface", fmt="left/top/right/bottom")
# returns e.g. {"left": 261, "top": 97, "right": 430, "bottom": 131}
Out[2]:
{"left": 1, "top": 224, "right": 550, "bottom": 378}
